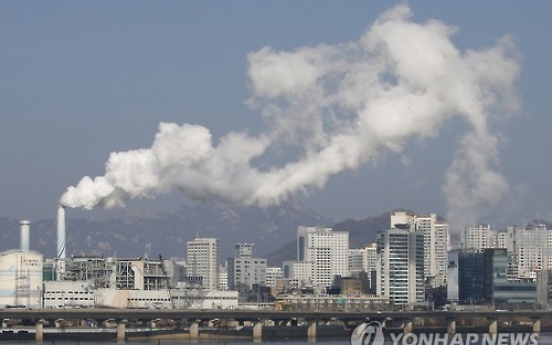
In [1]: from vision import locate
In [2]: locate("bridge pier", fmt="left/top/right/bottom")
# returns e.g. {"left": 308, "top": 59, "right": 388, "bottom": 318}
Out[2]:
{"left": 253, "top": 321, "right": 263, "bottom": 343}
{"left": 376, "top": 318, "right": 389, "bottom": 330}
{"left": 488, "top": 317, "right": 498, "bottom": 334}
{"left": 35, "top": 320, "right": 44, "bottom": 342}
{"left": 532, "top": 318, "right": 541, "bottom": 334}
{"left": 307, "top": 321, "right": 317, "bottom": 343}
{"left": 403, "top": 320, "right": 413, "bottom": 334}
{"left": 446, "top": 318, "right": 456, "bottom": 335}
{"left": 116, "top": 320, "right": 127, "bottom": 342}
{"left": 190, "top": 321, "right": 199, "bottom": 342}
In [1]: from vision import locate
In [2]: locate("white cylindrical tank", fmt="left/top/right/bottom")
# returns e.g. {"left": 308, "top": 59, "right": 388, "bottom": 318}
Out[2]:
{"left": 20, "top": 220, "right": 30, "bottom": 251}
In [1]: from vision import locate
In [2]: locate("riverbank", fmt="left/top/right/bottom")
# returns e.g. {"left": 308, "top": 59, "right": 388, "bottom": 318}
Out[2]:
{"left": 1, "top": 324, "right": 551, "bottom": 343}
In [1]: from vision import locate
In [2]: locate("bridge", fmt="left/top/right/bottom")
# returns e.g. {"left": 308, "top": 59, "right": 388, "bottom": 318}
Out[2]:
{"left": 0, "top": 309, "right": 549, "bottom": 342}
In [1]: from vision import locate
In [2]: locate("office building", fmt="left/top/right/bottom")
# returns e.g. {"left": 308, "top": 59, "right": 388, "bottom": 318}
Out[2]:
{"left": 282, "top": 260, "right": 313, "bottom": 288}
{"left": 484, "top": 248, "right": 536, "bottom": 308}
{"left": 186, "top": 238, "right": 219, "bottom": 290}
{"left": 266, "top": 267, "right": 283, "bottom": 287}
{"left": 297, "top": 226, "right": 349, "bottom": 289}
{"left": 227, "top": 243, "right": 266, "bottom": 291}
{"left": 447, "top": 250, "right": 484, "bottom": 304}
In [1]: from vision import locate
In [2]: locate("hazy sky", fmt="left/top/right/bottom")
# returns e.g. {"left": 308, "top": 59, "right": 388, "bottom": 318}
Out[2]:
{"left": 1, "top": 2, "right": 551, "bottom": 230}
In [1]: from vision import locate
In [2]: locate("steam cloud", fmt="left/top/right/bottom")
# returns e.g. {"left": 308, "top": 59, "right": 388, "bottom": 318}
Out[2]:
{"left": 60, "top": 5, "right": 520, "bottom": 227}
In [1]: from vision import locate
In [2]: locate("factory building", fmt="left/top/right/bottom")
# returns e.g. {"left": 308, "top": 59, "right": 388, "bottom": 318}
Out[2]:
{"left": 0, "top": 250, "right": 43, "bottom": 308}
{"left": 93, "top": 288, "right": 238, "bottom": 309}
{"left": 2, "top": 206, "right": 237, "bottom": 310}
{"left": 43, "top": 281, "right": 95, "bottom": 309}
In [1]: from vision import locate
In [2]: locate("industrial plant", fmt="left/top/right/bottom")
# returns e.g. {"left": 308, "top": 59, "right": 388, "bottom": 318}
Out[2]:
{"left": 0, "top": 206, "right": 240, "bottom": 311}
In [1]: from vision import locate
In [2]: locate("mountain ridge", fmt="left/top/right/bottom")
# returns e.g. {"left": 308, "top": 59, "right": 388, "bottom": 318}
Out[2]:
{"left": 0, "top": 200, "right": 334, "bottom": 261}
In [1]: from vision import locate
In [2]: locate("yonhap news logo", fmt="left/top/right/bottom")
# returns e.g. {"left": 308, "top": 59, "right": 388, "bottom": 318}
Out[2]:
{"left": 351, "top": 321, "right": 385, "bottom": 345}
{"left": 351, "top": 323, "right": 539, "bottom": 345}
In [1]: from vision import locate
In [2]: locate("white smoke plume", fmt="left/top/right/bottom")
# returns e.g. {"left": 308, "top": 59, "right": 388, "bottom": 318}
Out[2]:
{"left": 60, "top": 5, "right": 520, "bottom": 228}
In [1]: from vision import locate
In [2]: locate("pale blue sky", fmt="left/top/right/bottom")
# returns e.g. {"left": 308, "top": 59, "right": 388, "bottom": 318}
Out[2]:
{"left": 1, "top": 1, "right": 551, "bottom": 229}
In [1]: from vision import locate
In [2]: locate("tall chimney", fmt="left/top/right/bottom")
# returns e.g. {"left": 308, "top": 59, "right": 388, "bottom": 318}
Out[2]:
{"left": 20, "top": 220, "right": 30, "bottom": 251}
{"left": 56, "top": 205, "right": 66, "bottom": 259}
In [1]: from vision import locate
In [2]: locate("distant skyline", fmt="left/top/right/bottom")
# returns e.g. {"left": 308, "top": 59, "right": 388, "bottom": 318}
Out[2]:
{"left": 1, "top": 2, "right": 551, "bottom": 231}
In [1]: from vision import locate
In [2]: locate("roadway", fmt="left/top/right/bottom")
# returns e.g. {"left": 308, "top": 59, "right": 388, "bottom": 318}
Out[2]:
{"left": 1, "top": 309, "right": 550, "bottom": 322}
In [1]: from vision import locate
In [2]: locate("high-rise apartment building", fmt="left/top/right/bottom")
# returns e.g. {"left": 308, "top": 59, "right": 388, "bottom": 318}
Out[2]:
{"left": 464, "top": 224, "right": 494, "bottom": 250}
{"left": 296, "top": 226, "right": 349, "bottom": 289}
{"left": 365, "top": 243, "right": 377, "bottom": 272}
{"left": 348, "top": 248, "right": 367, "bottom": 276}
{"left": 508, "top": 223, "right": 552, "bottom": 279}
{"left": 349, "top": 243, "right": 378, "bottom": 273}
{"left": 459, "top": 222, "right": 552, "bottom": 280}
{"left": 186, "top": 238, "right": 219, "bottom": 290}
{"left": 390, "top": 211, "right": 449, "bottom": 287}
{"left": 377, "top": 222, "right": 425, "bottom": 305}
{"left": 418, "top": 214, "right": 449, "bottom": 287}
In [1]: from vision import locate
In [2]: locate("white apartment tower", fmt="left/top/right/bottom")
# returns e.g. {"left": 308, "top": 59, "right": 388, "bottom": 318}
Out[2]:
{"left": 348, "top": 243, "right": 378, "bottom": 283}
{"left": 377, "top": 223, "right": 425, "bottom": 305}
{"left": 365, "top": 243, "right": 377, "bottom": 272}
{"left": 186, "top": 238, "right": 219, "bottom": 290}
{"left": 509, "top": 223, "right": 552, "bottom": 279}
{"left": 417, "top": 214, "right": 449, "bottom": 287}
{"left": 464, "top": 224, "right": 493, "bottom": 250}
{"left": 297, "top": 226, "right": 349, "bottom": 289}
{"left": 348, "top": 248, "right": 367, "bottom": 276}
{"left": 390, "top": 211, "right": 449, "bottom": 287}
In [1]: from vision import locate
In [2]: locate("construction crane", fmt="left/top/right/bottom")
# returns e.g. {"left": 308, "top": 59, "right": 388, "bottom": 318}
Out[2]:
{"left": 159, "top": 254, "right": 175, "bottom": 309}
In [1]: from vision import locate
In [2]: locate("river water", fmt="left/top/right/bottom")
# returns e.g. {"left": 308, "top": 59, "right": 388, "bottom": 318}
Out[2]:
{"left": 0, "top": 338, "right": 551, "bottom": 345}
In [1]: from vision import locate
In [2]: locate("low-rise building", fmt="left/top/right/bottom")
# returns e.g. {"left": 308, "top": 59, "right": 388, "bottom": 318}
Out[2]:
{"left": 43, "top": 281, "right": 95, "bottom": 309}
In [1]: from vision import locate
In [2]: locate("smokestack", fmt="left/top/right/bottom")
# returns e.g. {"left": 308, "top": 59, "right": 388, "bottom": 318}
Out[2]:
{"left": 56, "top": 205, "right": 66, "bottom": 259}
{"left": 20, "top": 220, "right": 30, "bottom": 251}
